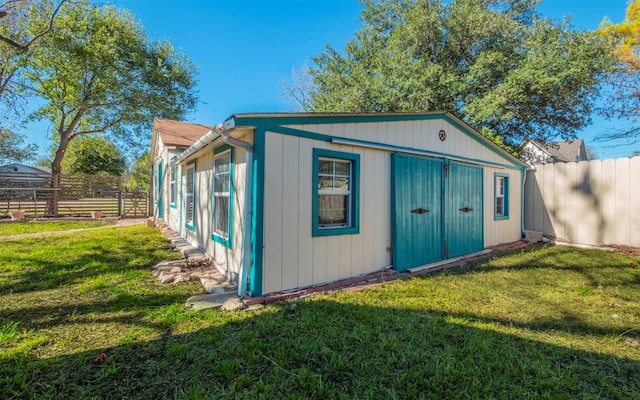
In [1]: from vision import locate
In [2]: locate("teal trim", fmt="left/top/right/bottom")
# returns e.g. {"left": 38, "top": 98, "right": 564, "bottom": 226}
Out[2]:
{"left": 231, "top": 112, "right": 525, "bottom": 168}
{"left": 179, "top": 164, "right": 183, "bottom": 235}
{"left": 169, "top": 156, "right": 177, "bottom": 209}
{"left": 211, "top": 144, "right": 234, "bottom": 249}
{"left": 330, "top": 137, "right": 520, "bottom": 170}
{"left": 250, "top": 127, "right": 266, "bottom": 296}
{"left": 520, "top": 166, "right": 525, "bottom": 237}
{"left": 157, "top": 161, "right": 163, "bottom": 219}
{"left": 185, "top": 160, "right": 196, "bottom": 232}
{"left": 312, "top": 148, "right": 360, "bottom": 237}
{"left": 494, "top": 172, "right": 510, "bottom": 220}
{"left": 265, "top": 125, "right": 332, "bottom": 143}
{"left": 233, "top": 113, "right": 445, "bottom": 127}
{"left": 262, "top": 123, "right": 519, "bottom": 171}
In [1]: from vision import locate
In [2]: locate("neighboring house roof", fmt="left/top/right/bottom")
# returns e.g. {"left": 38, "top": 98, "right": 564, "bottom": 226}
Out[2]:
{"left": 521, "top": 139, "right": 587, "bottom": 164}
{"left": 0, "top": 163, "right": 52, "bottom": 186}
{"left": 153, "top": 118, "right": 213, "bottom": 148}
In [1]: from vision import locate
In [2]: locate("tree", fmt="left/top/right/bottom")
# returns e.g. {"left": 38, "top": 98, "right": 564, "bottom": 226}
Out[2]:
{"left": 61, "top": 136, "right": 126, "bottom": 176}
{"left": 24, "top": 1, "right": 197, "bottom": 213}
{"left": 598, "top": 0, "right": 640, "bottom": 143}
{"left": 305, "top": 0, "right": 614, "bottom": 147}
{"left": 0, "top": 0, "right": 67, "bottom": 108}
{"left": 124, "top": 151, "right": 151, "bottom": 191}
{"left": 0, "top": 126, "right": 37, "bottom": 163}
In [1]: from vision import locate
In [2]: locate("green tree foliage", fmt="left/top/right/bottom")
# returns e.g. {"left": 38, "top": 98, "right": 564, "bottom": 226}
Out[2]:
{"left": 0, "top": 0, "right": 66, "bottom": 109}
{"left": 307, "top": 0, "right": 614, "bottom": 146}
{"left": 25, "top": 1, "right": 198, "bottom": 179}
{"left": 124, "top": 151, "right": 151, "bottom": 191}
{"left": 61, "top": 136, "right": 126, "bottom": 176}
{"left": 599, "top": 0, "right": 640, "bottom": 143}
{"left": 0, "top": 126, "right": 37, "bottom": 163}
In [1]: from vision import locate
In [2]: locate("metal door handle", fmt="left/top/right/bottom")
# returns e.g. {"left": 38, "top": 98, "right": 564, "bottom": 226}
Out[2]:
{"left": 411, "top": 208, "right": 430, "bottom": 214}
{"left": 459, "top": 207, "right": 473, "bottom": 213}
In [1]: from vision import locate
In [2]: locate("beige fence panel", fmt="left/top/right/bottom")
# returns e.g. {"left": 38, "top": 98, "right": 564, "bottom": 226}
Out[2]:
{"left": 524, "top": 156, "right": 640, "bottom": 247}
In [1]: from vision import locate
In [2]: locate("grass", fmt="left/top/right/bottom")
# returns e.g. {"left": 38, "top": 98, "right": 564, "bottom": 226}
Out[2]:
{"left": 0, "top": 219, "right": 115, "bottom": 236}
{"left": 1, "top": 227, "right": 639, "bottom": 399}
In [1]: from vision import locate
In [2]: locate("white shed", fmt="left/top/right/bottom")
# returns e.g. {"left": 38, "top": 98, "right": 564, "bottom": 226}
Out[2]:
{"left": 150, "top": 112, "right": 526, "bottom": 297}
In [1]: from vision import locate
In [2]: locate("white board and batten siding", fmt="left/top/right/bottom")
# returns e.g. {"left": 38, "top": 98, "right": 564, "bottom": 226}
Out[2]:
{"left": 180, "top": 131, "right": 253, "bottom": 285}
{"left": 262, "top": 120, "right": 523, "bottom": 295}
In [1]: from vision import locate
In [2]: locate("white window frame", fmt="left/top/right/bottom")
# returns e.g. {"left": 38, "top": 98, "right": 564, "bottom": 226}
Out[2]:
{"left": 317, "top": 157, "right": 352, "bottom": 228}
{"left": 185, "top": 163, "right": 195, "bottom": 229}
{"left": 170, "top": 164, "right": 177, "bottom": 207}
{"left": 213, "top": 149, "right": 232, "bottom": 240}
{"left": 495, "top": 174, "right": 509, "bottom": 220}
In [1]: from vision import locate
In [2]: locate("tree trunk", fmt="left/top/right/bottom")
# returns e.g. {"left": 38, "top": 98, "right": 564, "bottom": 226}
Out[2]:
{"left": 47, "top": 135, "right": 71, "bottom": 216}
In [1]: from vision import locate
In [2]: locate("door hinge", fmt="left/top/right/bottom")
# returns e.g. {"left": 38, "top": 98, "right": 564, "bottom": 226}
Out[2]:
{"left": 443, "top": 243, "right": 448, "bottom": 258}
{"left": 444, "top": 162, "right": 449, "bottom": 177}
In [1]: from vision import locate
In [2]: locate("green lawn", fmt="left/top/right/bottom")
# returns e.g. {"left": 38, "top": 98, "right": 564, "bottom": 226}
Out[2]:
{"left": 1, "top": 226, "right": 639, "bottom": 399}
{"left": 0, "top": 219, "right": 115, "bottom": 236}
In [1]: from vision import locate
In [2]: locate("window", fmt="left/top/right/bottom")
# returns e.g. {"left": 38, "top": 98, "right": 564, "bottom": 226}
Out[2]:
{"left": 312, "top": 148, "right": 360, "bottom": 237}
{"left": 495, "top": 174, "right": 509, "bottom": 220}
{"left": 170, "top": 163, "right": 177, "bottom": 207}
{"left": 212, "top": 148, "right": 233, "bottom": 246}
{"left": 185, "top": 163, "right": 195, "bottom": 230}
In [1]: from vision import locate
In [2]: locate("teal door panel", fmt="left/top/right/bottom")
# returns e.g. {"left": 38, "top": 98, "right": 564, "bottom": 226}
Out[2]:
{"left": 445, "top": 162, "right": 483, "bottom": 258}
{"left": 392, "top": 154, "right": 443, "bottom": 271}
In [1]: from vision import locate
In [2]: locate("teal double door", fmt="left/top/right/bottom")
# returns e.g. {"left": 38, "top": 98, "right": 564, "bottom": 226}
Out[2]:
{"left": 391, "top": 154, "right": 483, "bottom": 271}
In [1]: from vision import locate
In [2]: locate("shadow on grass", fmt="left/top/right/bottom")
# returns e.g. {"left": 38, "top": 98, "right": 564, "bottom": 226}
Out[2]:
{"left": 2, "top": 299, "right": 639, "bottom": 399}
{"left": 0, "top": 228, "right": 180, "bottom": 294}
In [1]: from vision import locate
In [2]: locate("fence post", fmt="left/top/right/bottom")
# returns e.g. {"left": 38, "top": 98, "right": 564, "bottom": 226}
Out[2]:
{"left": 118, "top": 191, "right": 123, "bottom": 217}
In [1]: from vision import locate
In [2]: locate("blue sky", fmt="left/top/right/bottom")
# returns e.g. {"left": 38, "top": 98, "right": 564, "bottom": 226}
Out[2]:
{"left": 24, "top": 0, "right": 636, "bottom": 159}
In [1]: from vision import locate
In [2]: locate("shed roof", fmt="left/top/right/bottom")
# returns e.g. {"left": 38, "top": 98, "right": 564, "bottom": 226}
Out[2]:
{"left": 153, "top": 118, "right": 213, "bottom": 148}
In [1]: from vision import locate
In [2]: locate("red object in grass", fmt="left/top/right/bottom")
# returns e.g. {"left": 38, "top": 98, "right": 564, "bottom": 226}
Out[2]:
{"left": 95, "top": 353, "right": 107, "bottom": 363}
{"left": 631, "top": 263, "right": 636, "bottom": 269}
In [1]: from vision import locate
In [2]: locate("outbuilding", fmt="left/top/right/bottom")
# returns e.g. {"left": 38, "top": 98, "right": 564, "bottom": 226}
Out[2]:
{"left": 150, "top": 112, "right": 526, "bottom": 297}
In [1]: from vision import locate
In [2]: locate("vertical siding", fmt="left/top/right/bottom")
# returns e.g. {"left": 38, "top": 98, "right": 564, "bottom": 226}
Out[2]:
{"left": 524, "top": 157, "right": 640, "bottom": 247}
{"left": 290, "top": 119, "right": 517, "bottom": 168}
{"left": 483, "top": 167, "right": 523, "bottom": 247}
{"left": 261, "top": 120, "right": 523, "bottom": 294}
{"left": 175, "top": 131, "right": 253, "bottom": 285}
{"left": 262, "top": 132, "right": 392, "bottom": 295}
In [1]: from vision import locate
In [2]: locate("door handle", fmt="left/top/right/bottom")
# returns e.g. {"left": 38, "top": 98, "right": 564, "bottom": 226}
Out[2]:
{"left": 459, "top": 207, "right": 473, "bottom": 213}
{"left": 411, "top": 208, "right": 430, "bottom": 214}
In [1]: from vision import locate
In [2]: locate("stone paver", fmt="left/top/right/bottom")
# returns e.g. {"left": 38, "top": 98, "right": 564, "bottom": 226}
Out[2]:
{"left": 151, "top": 222, "right": 236, "bottom": 303}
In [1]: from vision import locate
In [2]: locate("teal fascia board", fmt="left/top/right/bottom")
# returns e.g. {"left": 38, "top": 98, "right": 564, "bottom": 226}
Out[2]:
{"left": 211, "top": 144, "right": 234, "bottom": 249}
{"left": 231, "top": 112, "right": 525, "bottom": 169}
{"left": 250, "top": 127, "right": 265, "bottom": 297}
{"left": 312, "top": 148, "right": 360, "bottom": 237}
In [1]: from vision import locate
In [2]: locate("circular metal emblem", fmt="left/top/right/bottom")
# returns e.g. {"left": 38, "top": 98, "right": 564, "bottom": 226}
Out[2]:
{"left": 438, "top": 129, "right": 446, "bottom": 141}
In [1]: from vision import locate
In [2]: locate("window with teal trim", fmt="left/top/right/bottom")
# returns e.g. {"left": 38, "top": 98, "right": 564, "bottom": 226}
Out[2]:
{"left": 495, "top": 174, "right": 509, "bottom": 220}
{"left": 185, "top": 163, "right": 196, "bottom": 230}
{"left": 169, "top": 162, "right": 177, "bottom": 207}
{"left": 212, "top": 148, "right": 233, "bottom": 246}
{"left": 312, "top": 148, "right": 360, "bottom": 237}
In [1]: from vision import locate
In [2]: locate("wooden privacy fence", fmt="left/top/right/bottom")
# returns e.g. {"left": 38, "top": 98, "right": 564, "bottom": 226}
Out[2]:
{"left": 0, "top": 173, "right": 149, "bottom": 218}
{"left": 524, "top": 157, "right": 640, "bottom": 247}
